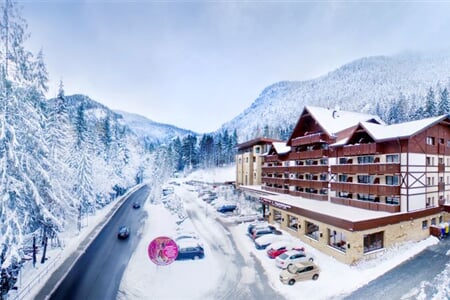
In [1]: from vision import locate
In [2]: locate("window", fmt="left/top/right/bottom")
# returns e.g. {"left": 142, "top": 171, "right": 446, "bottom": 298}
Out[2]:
{"left": 422, "top": 220, "right": 428, "bottom": 229}
{"left": 431, "top": 218, "right": 436, "bottom": 226}
{"left": 254, "top": 146, "right": 260, "bottom": 154}
{"left": 358, "top": 194, "right": 376, "bottom": 201}
{"left": 386, "top": 197, "right": 399, "bottom": 205}
{"left": 328, "top": 229, "right": 347, "bottom": 252}
{"left": 358, "top": 175, "right": 373, "bottom": 184}
{"left": 358, "top": 156, "right": 374, "bottom": 164}
{"left": 246, "top": 157, "right": 249, "bottom": 163}
{"left": 427, "top": 136, "right": 435, "bottom": 145}
{"left": 288, "top": 215, "right": 298, "bottom": 231}
{"left": 363, "top": 231, "right": 384, "bottom": 253}
{"left": 439, "top": 157, "right": 444, "bottom": 164}
{"left": 426, "top": 156, "right": 432, "bottom": 166}
{"left": 440, "top": 216, "right": 443, "bottom": 223}
{"left": 427, "top": 177, "right": 432, "bottom": 186}
{"left": 273, "top": 209, "right": 282, "bottom": 224}
{"left": 320, "top": 158, "right": 328, "bottom": 165}
{"left": 339, "top": 174, "right": 348, "bottom": 182}
{"left": 440, "top": 138, "right": 444, "bottom": 144}
{"left": 339, "top": 158, "right": 348, "bottom": 164}
{"left": 238, "top": 158, "right": 242, "bottom": 163}
{"left": 253, "top": 157, "right": 256, "bottom": 163}
{"left": 386, "top": 154, "right": 399, "bottom": 163}
{"left": 305, "top": 221, "right": 320, "bottom": 240}
{"left": 320, "top": 173, "right": 327, "bottom": 181}
{"left": 426, "top": 197, "right": 431, "bottom": 207}
{"left": 386, "top": 176, "right": 399, "bottom": 185}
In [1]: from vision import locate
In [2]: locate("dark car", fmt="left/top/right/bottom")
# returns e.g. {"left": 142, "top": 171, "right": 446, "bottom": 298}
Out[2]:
{"left": 118, "top": 226, "right": 130, "bottom": 239}
{"left": 132, "top": 202, "right": 140, "bottom": 209}
{"left": 176, "top": 240, "right": 205, "bottom": 260}
{"left": 216, "top": 204, "right": 237, "bottom": 214}
{"left": 247, "top": 222, "right": 277, "bottom": 236}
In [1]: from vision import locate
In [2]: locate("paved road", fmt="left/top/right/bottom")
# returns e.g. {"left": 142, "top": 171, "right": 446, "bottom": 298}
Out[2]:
{"left": 45, "top": 185, "right": 150, "bottom": 300}
{"left": 183, "top": 192, "right": 285, "bottom": 300}
{"left": 344, "top": 237, "right": 450, "bottom": 300}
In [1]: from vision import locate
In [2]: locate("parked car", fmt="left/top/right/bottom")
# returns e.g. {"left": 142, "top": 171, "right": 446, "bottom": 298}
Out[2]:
{"left": 233, "top": 213, "right": 264, "bottom": 224}
{"left": 279, "top": 261, "right": 320, "bottom": 285}
{"left": 251, "top": 227, "right": 281, "bottom": 240}
{"left": 216, "top": 204, "right": 237, "bottom": 214}
{"left": 254, "top": 234, "right": 290, "bottom": 250}
{"left": 132, "top": 202, "right": 140, "bottom": 209}
{"left": 176, "top": 240, "right": 205, "bottom": 260}
{"left": 117, "top": 226, "right": 130, "bottom": 239}
{"left": 275, "top": 249, "right": 314, "bottom": 269}
{"left": 266, "top": 241, "right": 305, "bottom": 259}
{"left": 247, "top": 222, "right": 276, "bottom": 236}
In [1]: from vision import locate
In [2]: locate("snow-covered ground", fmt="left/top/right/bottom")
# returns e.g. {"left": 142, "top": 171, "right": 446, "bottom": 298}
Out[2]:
{"left": 118, "top": 166, "right": 440, "bottom": 300}
{"left": 11, "top": 166, "right": 444, "bottom": 300}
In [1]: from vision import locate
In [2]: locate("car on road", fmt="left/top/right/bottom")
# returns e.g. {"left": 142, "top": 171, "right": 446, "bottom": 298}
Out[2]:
{"left": 266, "top": 241, "right": 305, "bottom": 259}
{"left": 275, "top": 249, "right": 314, "bottom": 269}
{"left": 216, "top": 204, "right": 238, "bottom": 214}
{"left": 279, "top": 261, "right": 320, "bottom": 285}
{"left": 254, "top": 234, "right": 290, "bottom": 250}
{"left": 118, "top": 226, "right": 130, "bottom": 239}
{"left": 132, "top": 202, "right": 140, "bottom": 209}
{"left": 176, "top": 239, "right": 205, "bottom": 260}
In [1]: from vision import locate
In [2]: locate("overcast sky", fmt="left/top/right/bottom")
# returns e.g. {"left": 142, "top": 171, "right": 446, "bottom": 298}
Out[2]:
{"left": 22, "top": 1, "right": 450, "bottom": 133}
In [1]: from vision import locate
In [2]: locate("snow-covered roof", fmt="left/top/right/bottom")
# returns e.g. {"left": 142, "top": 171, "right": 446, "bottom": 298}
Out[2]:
{"left": 305, "top": 106, "right": 384, "bottom": 137}
{"left": 359, "top": 115, "right": 447, "bottom": 141}
{"left": 271, "top": 142, "right": 291, "bottom": 154}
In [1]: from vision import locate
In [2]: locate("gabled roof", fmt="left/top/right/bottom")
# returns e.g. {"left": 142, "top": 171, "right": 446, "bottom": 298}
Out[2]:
{"left": 359, "top": 115, "right": 449, "bottom": 142}
{"left": 266, "top": 142, "right": 291, "bottom": 155}
{"left": 236, "top": 137, "right": 281, "bottom": 151}
{"left": 287, "top": 106, "right": 384, "bottom": 145}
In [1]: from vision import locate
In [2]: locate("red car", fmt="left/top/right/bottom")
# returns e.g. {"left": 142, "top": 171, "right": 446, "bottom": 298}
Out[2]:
{"left": 266, "top": 241, "right": 304, "bottom": 259}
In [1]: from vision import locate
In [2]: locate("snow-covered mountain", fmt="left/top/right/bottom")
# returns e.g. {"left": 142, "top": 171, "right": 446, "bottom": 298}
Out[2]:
{"left": 221, "top": 51, "right": 450, "bottom": 142}
{"left": 116, "top": 110, "right": 196, "bottom": 145}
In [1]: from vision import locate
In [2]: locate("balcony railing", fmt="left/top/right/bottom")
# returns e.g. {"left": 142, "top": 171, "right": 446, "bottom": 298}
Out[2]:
{"left": 262, "top": 186, "right": 290, "bottom": 194}
{"left": 330, "top": 197, "right": 400, "bottom": 213}
{"left": 330, "top": 182, "right": 400, "bottom": 196}
{"left": 342, "top": 143, "right": 378, "bottom": 156}
{"left": 262, "top": 166, "right": 290, "bottom": 173}
{"left": 288, "top": 165, "right": 328, "bottom": 173}
{"left": 331, "top": 163, "right": 400, "bottom": 174}
{"left": 262, "top": 177, "right": 289, "bottom": 185}
{"left": 264, "top": 155, "right": 281, "bottom": 162}
{"left": 290, "top": 191, "right": 328, "bottom": 201}
{"left": 287, "top": 149, "right": 329, "bottom": 160}
{"left": 289, "top": 179, "right": 328, "bottom": 189}
{"left": 291, "top": 132, "right": 328, "bottom": 147}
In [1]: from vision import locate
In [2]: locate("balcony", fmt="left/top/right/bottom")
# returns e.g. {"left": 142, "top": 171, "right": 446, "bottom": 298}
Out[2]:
{"left": 262, "top": 177, "right": 289, "bottom": 186}
{"left": 331, "top": 163, "right": 400, "bottom": 174}
{"left": 290, "top": 190, "right": 328, "bottom": 201}
{"left": 438, "top": 163, "right": 445, "bottom": 173}
{"left": 287, "top": 149, "right": 329, "bottom": 160}
{"left": 288, "top": 165, "right": 328, "bottom": 173}
{"left": 289, "top": 179, "right": 328, "bottom": 190}
{"left": 262, "top": 186, "right": 290, "bottom": 194}
{"left": 264, "top": 155, "right": 281, "bottom": 162}
{"left": 342, "top": 143, "right": 379, "bottom": 156}
{"left": 262, "top": 166, "right": 290, "bottom": 173}
{"left": 291, "top": 132, "right": 328, "bottom": 147}
{"left": 439, "top": 182, "right": 446, "bottom": 192}
{"left": 330, "top": 197, "right": 400, "bottom": 213}
{"left": 330, "top": 182, "right": 400, "bottom": 196}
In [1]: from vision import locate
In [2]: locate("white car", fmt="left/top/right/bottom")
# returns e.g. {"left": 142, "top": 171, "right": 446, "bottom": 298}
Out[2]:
{"left": 254, "top": 234, "right": 290, "bottom": 250}
{"left": 275, "top": 249, "right": 314, "bottom": 269}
